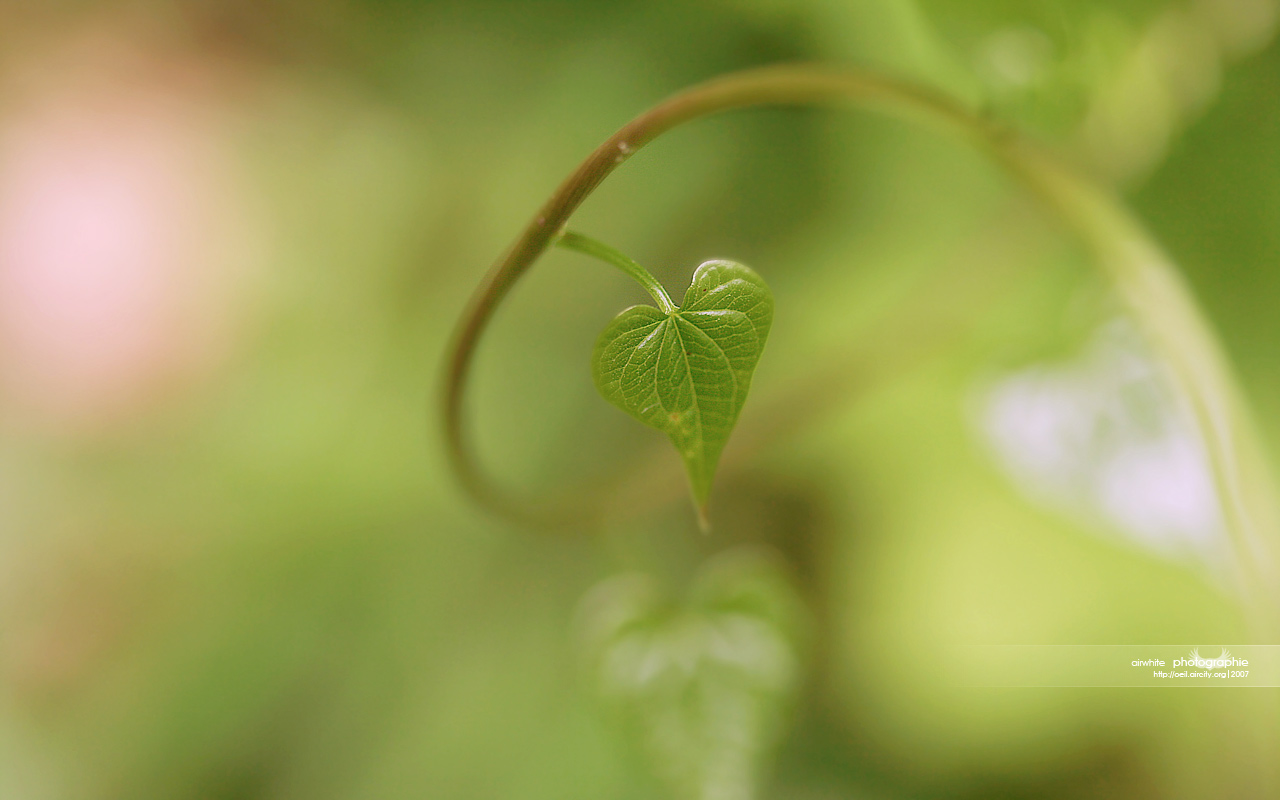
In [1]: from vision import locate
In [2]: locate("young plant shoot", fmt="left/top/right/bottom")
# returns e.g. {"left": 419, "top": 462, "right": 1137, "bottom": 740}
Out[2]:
{"left": 442, "top": 67, "right": 1278, "bottom": 615}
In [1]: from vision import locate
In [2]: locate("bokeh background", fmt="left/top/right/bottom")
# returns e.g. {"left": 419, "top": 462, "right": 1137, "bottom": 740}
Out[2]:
{"left": 0, "top": 1, "right": 1279, "bottom": 798}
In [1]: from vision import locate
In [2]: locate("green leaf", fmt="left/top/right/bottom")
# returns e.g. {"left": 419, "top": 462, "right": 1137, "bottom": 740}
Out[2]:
{"left": 592, "top": 260, "right": 773, "bottom": 513}
{"left": 575, "top": 547, "right": 804, "bottom": 800}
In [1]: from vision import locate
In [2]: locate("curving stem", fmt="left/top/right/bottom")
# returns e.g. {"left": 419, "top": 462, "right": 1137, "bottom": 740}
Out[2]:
{"left": 442, "top": 66, "right": 995, "bottom": 524}
{"left": 439, "top": 64, "right": 1279, "bottom": 634}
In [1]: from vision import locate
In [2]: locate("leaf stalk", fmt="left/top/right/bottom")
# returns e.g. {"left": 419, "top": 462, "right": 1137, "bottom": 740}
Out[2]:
{"left": 556, "top": 230, "right": 677, "bottom": 314}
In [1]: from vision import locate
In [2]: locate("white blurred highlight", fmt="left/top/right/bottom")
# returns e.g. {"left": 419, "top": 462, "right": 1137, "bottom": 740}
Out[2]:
{"left": 980, "top": 321, "right": 1225, "bottom": 563}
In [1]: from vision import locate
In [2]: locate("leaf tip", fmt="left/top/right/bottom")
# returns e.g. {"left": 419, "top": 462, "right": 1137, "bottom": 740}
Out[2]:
{"left": 696, "top": 504, "right": 711, "bottom": 534}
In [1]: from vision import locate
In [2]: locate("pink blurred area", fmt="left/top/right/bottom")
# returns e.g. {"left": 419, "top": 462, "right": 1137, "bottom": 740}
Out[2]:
{"left": 0, "top": 29, "right": 258, "bottom": 436}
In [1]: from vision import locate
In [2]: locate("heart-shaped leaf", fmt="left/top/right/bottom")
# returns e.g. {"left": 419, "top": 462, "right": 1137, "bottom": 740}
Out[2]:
{"left": 592, "top": 260, "right": 773, "bottom": 513}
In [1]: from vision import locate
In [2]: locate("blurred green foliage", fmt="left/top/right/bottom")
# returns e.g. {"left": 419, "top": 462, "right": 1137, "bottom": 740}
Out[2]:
{"left": 0, "top": 1, "right": 1278, "bottom": 799}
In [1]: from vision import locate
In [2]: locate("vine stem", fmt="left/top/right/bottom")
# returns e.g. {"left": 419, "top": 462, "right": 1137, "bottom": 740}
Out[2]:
{"left": 440, "top": 64, "right": 1279, "bottom": 628}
